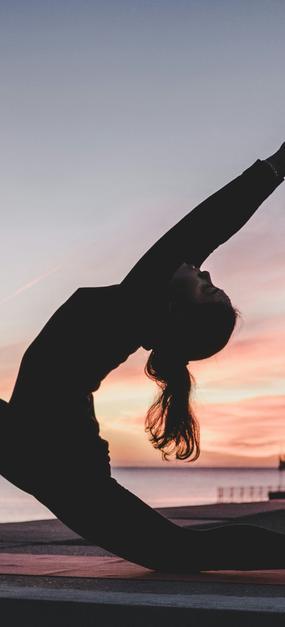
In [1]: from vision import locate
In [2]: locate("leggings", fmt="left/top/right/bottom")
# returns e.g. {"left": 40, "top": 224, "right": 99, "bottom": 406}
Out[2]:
{"left": 33, "top": 470, "right": 285, "bottom": 572}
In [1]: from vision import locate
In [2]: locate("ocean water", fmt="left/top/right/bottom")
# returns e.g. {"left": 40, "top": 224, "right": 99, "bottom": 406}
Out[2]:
{"left": 0, "top": 467, "right": 284, "bottom": 523}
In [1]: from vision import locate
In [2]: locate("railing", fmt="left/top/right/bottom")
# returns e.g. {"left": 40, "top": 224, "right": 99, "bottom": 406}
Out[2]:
{"left": 217, "top": 484, "right": 285, "bottom": 503}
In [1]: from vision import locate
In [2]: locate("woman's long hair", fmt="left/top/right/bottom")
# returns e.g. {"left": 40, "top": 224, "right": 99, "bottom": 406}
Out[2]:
{"left": 144, "top": 302, "right": 240, "bottom": 462}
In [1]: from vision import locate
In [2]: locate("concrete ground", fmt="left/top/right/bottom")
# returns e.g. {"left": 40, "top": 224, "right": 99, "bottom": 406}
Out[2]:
{"left": 1, "top": 501, "right": 285, "bottom": 626}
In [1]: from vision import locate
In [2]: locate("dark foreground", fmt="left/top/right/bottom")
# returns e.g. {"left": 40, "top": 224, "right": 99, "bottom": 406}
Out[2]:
{"left": 1, "top": 501, "right": 285, "bottom": 626}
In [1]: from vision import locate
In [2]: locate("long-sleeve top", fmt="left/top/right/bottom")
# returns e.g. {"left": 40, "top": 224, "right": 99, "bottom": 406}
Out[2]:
{"left": 8, "top": 157, "right": 285, "bottom": 413}
{"left": 0, "top": 158, "right": 284, "bottom": 495}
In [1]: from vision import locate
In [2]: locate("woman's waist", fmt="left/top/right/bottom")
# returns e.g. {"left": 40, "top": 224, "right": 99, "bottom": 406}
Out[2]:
{"left": 1, "top": 402, "right": 112, "bottom": 495}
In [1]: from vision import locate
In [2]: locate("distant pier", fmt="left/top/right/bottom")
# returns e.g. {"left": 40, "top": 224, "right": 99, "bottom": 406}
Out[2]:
{"left": 217, "top": 484, "right": 285, "bottom": 503}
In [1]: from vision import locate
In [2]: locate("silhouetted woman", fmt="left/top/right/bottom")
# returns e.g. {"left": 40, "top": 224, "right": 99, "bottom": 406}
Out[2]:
{"left": 1, "top": 142, "right": 285, "bottom": 572}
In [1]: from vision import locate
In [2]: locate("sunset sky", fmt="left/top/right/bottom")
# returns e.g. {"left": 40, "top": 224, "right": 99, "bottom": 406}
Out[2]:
{"left": 1, "top": 1, "right": 285, "bottom": 466}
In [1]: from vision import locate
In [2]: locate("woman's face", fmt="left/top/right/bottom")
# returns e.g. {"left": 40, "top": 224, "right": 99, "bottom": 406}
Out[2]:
{"left": 168, "top": 263, "right": 231, "bottom": 308}
{"left": 141, "top": 263, "right": 232, "bottom": 351}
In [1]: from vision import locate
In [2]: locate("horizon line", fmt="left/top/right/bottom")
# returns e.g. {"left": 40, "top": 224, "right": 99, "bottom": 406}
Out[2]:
{"left": 112, "top": 465, "right": 279, "bottom": 470}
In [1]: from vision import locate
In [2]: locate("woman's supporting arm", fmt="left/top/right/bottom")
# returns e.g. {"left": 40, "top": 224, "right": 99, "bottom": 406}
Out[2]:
{"left": 121, "top": 157, "right": 284, "bottom": 299}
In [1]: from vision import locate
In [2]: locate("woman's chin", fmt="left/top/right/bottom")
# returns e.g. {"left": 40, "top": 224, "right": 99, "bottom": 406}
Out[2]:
{"left": 142, "top": 342, "right": 153, "bottom": 351}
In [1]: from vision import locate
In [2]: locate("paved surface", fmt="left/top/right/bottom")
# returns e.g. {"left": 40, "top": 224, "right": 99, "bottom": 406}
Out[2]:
{"left": 1, "top": 501, "right": 285, "bottom": 625}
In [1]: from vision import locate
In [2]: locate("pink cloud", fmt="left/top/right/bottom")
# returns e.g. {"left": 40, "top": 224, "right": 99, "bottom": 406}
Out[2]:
{"left": 198, "top": 394, "right": 285, "bottom": 458}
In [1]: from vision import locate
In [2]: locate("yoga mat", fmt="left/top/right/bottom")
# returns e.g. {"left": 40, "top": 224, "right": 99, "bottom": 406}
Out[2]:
{"left": 0, "top": 553, "right": 285, "bottom": 584}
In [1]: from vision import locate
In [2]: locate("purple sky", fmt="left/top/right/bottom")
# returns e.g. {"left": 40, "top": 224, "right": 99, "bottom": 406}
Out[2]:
{"left": 1, "top": 1, "right": 285, "bottom": 465}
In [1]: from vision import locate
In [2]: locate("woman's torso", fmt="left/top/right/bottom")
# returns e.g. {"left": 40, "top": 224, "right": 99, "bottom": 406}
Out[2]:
{"left": 1, "top": 284, "right": 145, "bottom": 496}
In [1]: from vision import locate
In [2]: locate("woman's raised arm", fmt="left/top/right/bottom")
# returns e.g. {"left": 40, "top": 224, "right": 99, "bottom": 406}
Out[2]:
{"left": 121, "top": 155, "right": 284, "bottom": 300}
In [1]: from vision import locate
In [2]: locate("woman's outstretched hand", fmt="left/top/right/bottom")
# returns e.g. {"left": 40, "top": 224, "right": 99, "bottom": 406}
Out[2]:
{"left": 265, "top": 142, "right": 285, "bottom": 177}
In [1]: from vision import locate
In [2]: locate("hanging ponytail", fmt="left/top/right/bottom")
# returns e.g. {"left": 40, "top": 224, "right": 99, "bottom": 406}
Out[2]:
{"left": 143, "top": 298, "right": 240, "bottom": 461}
{"left": 144, "top": 348, "right": 200, "bottom": 461}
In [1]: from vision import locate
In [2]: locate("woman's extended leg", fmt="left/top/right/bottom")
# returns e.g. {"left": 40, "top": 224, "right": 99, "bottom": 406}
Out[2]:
{"left": 35, "top": 474, "right": 285, "bottom": 572}
{"left": 7, "top": 280, "right": 285, "bottom": 572}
